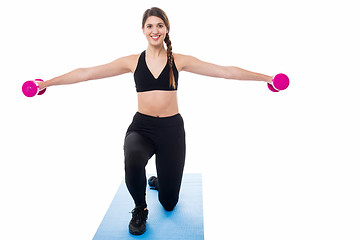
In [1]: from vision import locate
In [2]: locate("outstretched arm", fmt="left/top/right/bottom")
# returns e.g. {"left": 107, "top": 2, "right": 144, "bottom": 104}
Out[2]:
{"left": 175, "top": 54, "right": 273, "bottom": 83}
{"left": 38, "top": 55, "right": 136, "bottom": 90}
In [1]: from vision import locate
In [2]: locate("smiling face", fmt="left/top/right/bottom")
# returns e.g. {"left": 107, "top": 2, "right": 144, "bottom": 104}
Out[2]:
{"left": 142, "top": 16, "right": 169, "bottom": 47}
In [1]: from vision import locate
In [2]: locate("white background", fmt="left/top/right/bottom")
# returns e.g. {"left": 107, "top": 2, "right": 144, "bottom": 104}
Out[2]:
{"left": 1, "top": 0, "right": 359, "bottom": 239}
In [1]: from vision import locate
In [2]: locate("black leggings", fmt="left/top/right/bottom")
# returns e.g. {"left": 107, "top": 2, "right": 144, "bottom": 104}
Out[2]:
{"left": 123, "top": 112, "right": 186, "bottom": 211}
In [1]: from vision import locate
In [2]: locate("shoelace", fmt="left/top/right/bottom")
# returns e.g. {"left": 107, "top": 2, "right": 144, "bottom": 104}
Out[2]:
{"left": 130, "top": 208, "right": 148, "bottom": 224}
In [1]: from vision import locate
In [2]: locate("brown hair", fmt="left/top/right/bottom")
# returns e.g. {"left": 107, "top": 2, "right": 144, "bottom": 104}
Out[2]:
{"left": 142, "top": 7, "right": 175, "bottom": 89}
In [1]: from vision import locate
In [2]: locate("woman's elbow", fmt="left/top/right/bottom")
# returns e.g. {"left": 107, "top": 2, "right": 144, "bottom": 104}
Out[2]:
{"left": 78, "top": 68, "right": 93, "bottom": 82}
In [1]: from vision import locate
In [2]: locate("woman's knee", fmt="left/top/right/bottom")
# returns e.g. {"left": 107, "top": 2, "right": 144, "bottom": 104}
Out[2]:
{"left": 159, "top": 196, "right": 179, "bottom": 211}
{"left": 124, "top": 132, "right": 153, "bottom": 168}
{"left": 125, "top": 147, "right": 148, "bottom": 167}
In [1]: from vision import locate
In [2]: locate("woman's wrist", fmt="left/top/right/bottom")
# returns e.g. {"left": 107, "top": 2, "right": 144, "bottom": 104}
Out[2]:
{"left": 264, "top": 75, "right": 273, "bottom": 84}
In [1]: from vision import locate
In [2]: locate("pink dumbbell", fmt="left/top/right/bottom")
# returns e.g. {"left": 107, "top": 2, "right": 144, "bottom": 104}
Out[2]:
{"left": 267, "top": 73, "right": 289, "bottom": 92}
{"left": 22, "top": 79, "right": 46, "bottom": 97}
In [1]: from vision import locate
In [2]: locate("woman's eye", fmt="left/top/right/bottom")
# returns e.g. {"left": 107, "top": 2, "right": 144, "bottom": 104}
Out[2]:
{"left": 158, "top": 25, "right": 163, "bottom": 28}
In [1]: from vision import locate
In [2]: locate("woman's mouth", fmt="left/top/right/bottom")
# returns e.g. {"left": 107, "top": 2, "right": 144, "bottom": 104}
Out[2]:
{"left": 151, "top": 35, "right": 160, "bottom": 40}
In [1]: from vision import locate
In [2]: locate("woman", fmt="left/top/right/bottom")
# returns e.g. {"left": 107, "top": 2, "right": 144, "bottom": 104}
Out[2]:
{"left": 37, "top": 7, "right": 273, "bottom": 235}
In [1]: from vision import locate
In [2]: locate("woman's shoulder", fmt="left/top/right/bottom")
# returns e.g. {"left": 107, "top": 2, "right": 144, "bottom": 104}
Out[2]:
{"left": 126, "top": 52, "right": 142, "bottom": 60}
{"left": 121, "top": 52, "right": 142, "bottom": 73}
{"left": 173, "top": 53, "right": 192, "bottom": 72}
{"left": 173, "top": 52, "right": 187, "bottom": 59}
{"left": 174, "top": 53, "right": 196, "bottom": 62}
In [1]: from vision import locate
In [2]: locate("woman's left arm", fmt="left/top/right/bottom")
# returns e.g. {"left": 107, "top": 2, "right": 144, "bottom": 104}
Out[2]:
{"left": 175, "top": 54, "right": 273, "bottom": 83}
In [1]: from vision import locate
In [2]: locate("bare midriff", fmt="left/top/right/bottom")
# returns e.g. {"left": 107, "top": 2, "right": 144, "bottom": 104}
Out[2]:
{"left": 137, "top": 90, "right": 179, "bottom": 117}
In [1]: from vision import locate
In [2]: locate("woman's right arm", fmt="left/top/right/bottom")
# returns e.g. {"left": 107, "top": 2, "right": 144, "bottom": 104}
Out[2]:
{"left": 38, "top": 55, "right": 137, "bottom": 90}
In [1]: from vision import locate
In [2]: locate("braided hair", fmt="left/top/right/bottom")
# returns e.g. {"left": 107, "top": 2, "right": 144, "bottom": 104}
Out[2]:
{"left": 142, "top": 7, "right": 175, "bottom": 89}
{"left": 164, "top": 33, "right": 175, "bottom": 88}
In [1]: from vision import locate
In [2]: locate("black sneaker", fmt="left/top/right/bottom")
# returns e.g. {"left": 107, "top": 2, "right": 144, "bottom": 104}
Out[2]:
{"left": 129, "top": 206, "right": 148, "bottom": 235}
{"left": 148, "top": 176, "right": 159, "bottom": 190}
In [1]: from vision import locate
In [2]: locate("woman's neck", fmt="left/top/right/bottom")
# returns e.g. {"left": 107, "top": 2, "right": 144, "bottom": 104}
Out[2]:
{"left": 146, "top": 45, "right": 166, "bottom": 58}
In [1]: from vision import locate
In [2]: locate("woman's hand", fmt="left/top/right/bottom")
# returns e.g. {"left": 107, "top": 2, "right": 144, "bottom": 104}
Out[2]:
{"left": 35, "top": 80, "right": 46, "bottom": 91}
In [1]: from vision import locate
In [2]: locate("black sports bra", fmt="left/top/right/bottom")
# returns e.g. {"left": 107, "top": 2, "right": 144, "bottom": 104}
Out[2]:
{"left": 134, "top": 50, "right": 178, "bottom": 92}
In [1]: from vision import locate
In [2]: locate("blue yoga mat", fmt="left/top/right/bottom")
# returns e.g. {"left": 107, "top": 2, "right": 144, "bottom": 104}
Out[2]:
{"left": 93, "top": 173, "right": 204, "bottom": 240}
